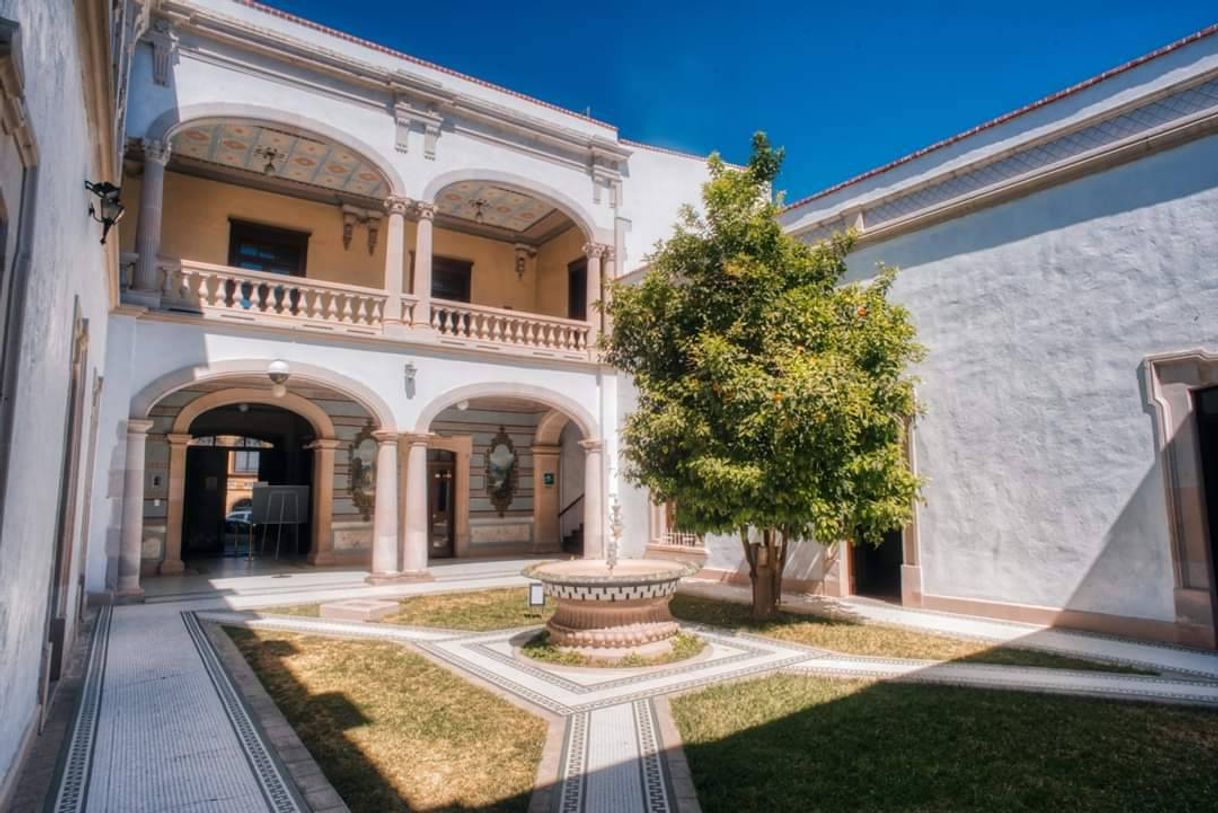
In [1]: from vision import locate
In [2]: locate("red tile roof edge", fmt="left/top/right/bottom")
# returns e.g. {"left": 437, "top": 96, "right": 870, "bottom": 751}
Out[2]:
{"left": 782, "top": 22, "right": 1218, "bottom": 215}
{"left": 233, "top": 0, "right": 617, "bottom": 131}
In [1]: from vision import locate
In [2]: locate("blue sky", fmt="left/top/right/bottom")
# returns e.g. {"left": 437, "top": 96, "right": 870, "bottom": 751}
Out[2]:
{"left": 262, "top": 1, "right": 1215, "bottom": 201}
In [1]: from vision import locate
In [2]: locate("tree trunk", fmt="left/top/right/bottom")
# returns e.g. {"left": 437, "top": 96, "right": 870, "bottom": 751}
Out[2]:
{"left": 742, "top": 528, "right": 784, "bottom": 621}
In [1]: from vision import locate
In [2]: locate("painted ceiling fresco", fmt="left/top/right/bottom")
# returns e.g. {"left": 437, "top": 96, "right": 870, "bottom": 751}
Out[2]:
{"left": 435, "top": 181, "right": 557, "bottom": 232}
{"left": 171, "top": 121, "right": 389, "bottom": 199}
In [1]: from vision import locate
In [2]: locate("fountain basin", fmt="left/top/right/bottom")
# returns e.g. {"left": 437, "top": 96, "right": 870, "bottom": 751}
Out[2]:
{"left": 522, "top": 558, "right": 700, "bottom": 660}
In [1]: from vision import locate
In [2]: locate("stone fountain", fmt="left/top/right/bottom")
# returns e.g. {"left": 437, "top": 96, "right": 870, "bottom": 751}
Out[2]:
{"left": 522, "top": 499, "right": 700, "bottom": 661}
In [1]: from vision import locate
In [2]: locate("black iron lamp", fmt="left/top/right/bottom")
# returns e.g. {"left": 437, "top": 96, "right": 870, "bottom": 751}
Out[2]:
{"left": 84, "top": 180, "right": 125, "bottom": 244}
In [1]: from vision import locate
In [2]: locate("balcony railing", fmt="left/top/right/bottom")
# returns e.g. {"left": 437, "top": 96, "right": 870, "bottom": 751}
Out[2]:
{"left": 120, "top": 257, "right": 595, "bottom": 362}
{"left": 662, "top": 530, "right": 705, "bottom": 548}
{"left": 430, "top": 298, "right": 592, "bottom": 359}
{"left": 159, "top": 259, "right": 389, "bottom": 336}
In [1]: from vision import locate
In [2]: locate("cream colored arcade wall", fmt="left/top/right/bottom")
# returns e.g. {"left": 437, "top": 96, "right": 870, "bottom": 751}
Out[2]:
{"left": 120, "top": 171, "right": 588, "bottom": 318}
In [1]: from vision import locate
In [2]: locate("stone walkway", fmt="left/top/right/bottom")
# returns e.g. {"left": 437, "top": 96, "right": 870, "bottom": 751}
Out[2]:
{"left": 46, "top": 559, "right": 1218, "bottom": 813}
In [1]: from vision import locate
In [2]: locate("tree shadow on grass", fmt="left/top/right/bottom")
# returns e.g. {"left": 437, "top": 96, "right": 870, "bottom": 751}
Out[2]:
{"left": 225, "top": 627, "right": 537, "bottom": 813}
{"left": 673, "top": 667, "right": 1218, "bottom": 813}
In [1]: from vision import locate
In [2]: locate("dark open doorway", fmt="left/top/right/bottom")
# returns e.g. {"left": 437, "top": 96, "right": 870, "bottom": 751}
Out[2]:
{"left": 428, "top": 449, "right": 456, "bottom": 559}
{"left": 1193, "top": 387, "right": 1218, "bottom": 611}
{"left": 851, "top": 529, "right": 904, "bottom": 600}
{"left": 182, "top": 403, "right": 314, "bottom": 561}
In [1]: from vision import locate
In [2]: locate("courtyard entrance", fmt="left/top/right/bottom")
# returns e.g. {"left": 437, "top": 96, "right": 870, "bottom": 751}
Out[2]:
{"left": 1194, "top": 386, "right": 1218, "bottom": 606}
{"left": 851, "top": 529, "right": 904, "bottom": 600}
{"left": 182, "top": 403, "right": 315, "bottom": 562}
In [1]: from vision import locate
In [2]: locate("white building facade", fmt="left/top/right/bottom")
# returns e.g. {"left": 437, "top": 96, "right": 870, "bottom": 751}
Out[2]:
{"left": 3, "top": 0, "right": 1218, "bottom": 800}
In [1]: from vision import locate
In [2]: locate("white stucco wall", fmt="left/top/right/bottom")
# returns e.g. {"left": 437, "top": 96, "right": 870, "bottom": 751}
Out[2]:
{"left": 842, "top": 133, "right": 1218, "bottom": 623}
{"left": 0, "top": 0, "right": 114, "bottom": 793}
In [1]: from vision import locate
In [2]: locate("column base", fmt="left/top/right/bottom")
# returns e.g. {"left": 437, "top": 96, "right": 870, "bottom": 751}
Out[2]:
{"left": 114, "top": 586, "right": 145, "bottom": 604}
{"left": 122, "top": 289, "right": 162, "bottom": 309}
{"left": 158, "top": 559, "right": 185, "bottom": 575}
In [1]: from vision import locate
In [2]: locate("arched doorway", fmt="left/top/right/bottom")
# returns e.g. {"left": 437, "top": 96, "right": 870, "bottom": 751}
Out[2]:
{"left": 181, "top": 403, "right": 315, "bottom": 562}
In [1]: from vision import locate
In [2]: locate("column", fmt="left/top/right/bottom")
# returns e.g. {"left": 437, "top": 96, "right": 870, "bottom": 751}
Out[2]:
{"left": 580, "top": 438, "right": 605, "bottom": 559}
{"left": 367, "top": 430, "right": 400, "bottom": 581}
{"left": 600, "top": 247, "right": 617, "bottom": 339}
{"left": 412, "top": 202, "right": 435, "bottom": 327}
{"left": 159, "top": 432, "right": 190, "bottom": 575}
{"left": 382, "top": 196, "right": 409, "bottom": 332}
{"left": 307, "top": 438, "right": 342, "bottom": 566}
{"left": 583, "top": 243, "right": 605, "bottom": 334}
{"left": 132, "top": 138, "right": 170, "bottom": 301}
{"left": 117, "top": 419, "right": 154, "bottom": 598}
{"left": 401, "top": 433, "right": 431, "bottom": 576}
{"left": 531, "top": 444, "right": 562, "bottom": 553}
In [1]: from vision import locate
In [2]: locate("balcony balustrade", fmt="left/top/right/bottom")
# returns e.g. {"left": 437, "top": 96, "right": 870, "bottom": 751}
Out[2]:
{"left": 120, "top": 256, "right": 596, "bottom": 361}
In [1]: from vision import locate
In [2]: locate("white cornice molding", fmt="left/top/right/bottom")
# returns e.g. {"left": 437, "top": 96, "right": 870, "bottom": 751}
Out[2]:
{"left": 158, "top": 0, "right": 630, "bottom": 171}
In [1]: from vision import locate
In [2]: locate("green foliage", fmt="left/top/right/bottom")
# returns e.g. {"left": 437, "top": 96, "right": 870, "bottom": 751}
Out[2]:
{"left": 605, "top": 133, "right": 923, "bottom": 547}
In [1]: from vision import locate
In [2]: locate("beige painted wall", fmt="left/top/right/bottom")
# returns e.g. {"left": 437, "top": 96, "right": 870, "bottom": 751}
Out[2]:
{"left": 123, "top": 170, "right": 588, "bottom": 317}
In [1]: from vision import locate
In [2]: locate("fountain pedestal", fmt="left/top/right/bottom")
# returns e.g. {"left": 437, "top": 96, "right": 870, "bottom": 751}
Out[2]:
{"left": 522, "top": 558, "right": 700, "bottom": 661}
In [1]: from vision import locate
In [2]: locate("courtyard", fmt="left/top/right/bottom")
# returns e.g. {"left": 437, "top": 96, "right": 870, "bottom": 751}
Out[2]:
{"left": 25, "top": 558, "right": 1218, "bottom": 813}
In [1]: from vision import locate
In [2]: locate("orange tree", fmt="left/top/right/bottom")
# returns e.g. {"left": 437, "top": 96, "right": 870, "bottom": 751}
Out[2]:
{"left": 604, "top": 134, "right": 923, "bottom": 619}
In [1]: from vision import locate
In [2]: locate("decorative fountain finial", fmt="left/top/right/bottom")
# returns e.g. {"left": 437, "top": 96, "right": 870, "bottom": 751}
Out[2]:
{"left": 607, "top": 497, "right": 622, "bottom": 573}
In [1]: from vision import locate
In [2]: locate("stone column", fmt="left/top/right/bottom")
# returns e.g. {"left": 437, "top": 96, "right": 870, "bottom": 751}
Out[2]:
{"left": 583, "top": 243, "right": 605, "bottom": 333}
{"left": 367, "top": 430, "right": 400, "bottom": 581}
{"left": 159, "top": 432, "right": 191, "bottom": 575}
{"left": 580, "top": 438, "right": 605, "bottom": 559}
{"left": 412, "top": 202, "right": 435, "bottom": 327}
{"left": 132, "top": 139, "right": 171, "bottom": 301}
{"left": 531, "top": 444, "right": 562, "bottom": 553}
{"left": 307, "top": 438, "right": 342, "bottom": 566}
{"left": 402, "top": 433, "right": 431, "bottom": 576}
{"left": 382, "top": 196, "right": 409, "bottom": 333}
{"left": 600, "top": 247, "right": 617, "bottom": 338}
{"left": 117, "top": 419, "right": 155, "bottom": 598}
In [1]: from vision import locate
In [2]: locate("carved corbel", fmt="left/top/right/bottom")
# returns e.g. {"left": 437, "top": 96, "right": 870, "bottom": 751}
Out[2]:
{"left": 148, "top": 18, "right": 179, "bottom": 87}
{"left": 513, "top": 243, "right": 537, "bottom": 280}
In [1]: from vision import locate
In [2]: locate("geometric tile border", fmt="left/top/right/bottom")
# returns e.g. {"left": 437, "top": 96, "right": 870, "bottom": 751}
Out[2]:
{"left": 51, "top": 605, "right": 112, "bottom": 813}
{"left": 181, "top": 612, "right": 306, "bottom": 812}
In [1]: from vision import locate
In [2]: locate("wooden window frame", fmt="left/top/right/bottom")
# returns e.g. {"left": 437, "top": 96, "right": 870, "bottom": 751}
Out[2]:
{"left": 227, "top": 219, "right": 309, "bottom": 276}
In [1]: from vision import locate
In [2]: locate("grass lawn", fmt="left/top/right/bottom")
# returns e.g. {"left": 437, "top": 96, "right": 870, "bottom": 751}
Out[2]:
{"left": 669, "top": 594, "right": 1152, "bottom": 673}
{"left": 672, "top": 673, "right": 1218, "bottom": 812}
{"left": 226, "top": 627, "right": 546, "bottom": 812}
{"left": 260, "top": 588, "right": 1146, "bottom": 673}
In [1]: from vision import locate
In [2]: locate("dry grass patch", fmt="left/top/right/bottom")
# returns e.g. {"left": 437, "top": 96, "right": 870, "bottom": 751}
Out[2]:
{"left": 670, "top": 594, "right": 1152, "bottom": 673}
{"left": 226, "top": 627, "right": 546, "bottom": 812}
{"left": 381, "top": 587, "right": 552, "bottom": 630}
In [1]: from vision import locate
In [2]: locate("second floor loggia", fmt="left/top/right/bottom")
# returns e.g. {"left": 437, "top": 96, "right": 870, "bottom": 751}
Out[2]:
{"left": 118, "top": 118, "right": 616, "bottom": 362}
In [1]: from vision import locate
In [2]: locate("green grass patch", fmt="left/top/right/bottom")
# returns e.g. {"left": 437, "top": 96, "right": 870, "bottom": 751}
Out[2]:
{"left": 226, "top": 627, "right": 545, "bottom": 812}
{"left": 521, "top": 631, "right": 705, "bottom": 668}
{"left": 672, "top": 673, "right": 1218, "bottom": 812}
{"left": 670, "top": 594, "right": 1153, "bottom": 673}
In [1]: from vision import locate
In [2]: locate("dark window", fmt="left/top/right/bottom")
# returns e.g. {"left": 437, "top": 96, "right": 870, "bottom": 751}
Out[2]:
{"left": 432, "top": 256, "right": 472, "bottom": 302}
{"left": 228, "top": 220, "right": 308, "bottom": 276}
{"left": 568, "top": 258, "right": 587, "bottom": 320}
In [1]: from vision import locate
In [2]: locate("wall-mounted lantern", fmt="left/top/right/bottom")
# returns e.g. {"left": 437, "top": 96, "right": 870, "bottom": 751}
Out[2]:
{"left": 84, "top": 180, "right": 125, "bottom": 244}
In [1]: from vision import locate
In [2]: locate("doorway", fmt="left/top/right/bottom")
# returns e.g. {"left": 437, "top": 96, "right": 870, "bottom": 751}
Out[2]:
{"left": 429, "top": 449, "right": 456, "bottom": 558}
{"left": 1194, "top": 387, "right": 1218, "bottom": 604}
{"left": 181, "top": 403, "right": 314, "bottom": 562}
{"left": 851, "top": 529, "right": 904, "bottom": 600}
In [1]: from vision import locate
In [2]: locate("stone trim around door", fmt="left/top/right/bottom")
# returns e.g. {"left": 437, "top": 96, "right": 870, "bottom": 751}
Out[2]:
{"left": 1143, "top": 349, "right": 1218, "bottom": 648}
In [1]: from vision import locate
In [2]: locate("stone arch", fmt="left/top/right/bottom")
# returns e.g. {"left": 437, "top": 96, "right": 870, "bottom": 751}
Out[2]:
{"left": 172, "top": 388, "right": 336, "bottom": 439}
{"left": 131, "top": 359, "right": 397, "bottom": 432}
{"left": 420, "top": 168, "right": 608, "bottom": 243}
{"left": 535, "top": 409, "right": 573, "bottom": 445}
{"left": 145, "top": 102, "right": 407, "bottom": 198}
{"left": 414, "top": 381, "right": 597, "bottom": 438}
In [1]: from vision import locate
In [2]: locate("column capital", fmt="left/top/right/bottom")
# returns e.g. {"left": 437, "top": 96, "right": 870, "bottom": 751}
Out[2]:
{"left": 578, "top": 438, "right": 604, "bottom": 453}
{"left": 141, "top": 138, "right": 171, "bottom": 166}
{"left": 400, "top": 432, "right": 432, "bottom": 447}
{"left": 372, "top": 429, "right": 400, "bottom": 445}
{"left": 414, "top": 201, "right": 436, "bottom": 221}
{"left": 583, "top": 242, "right": 608, "bottom": 260}
{"left": 127, "top": 418, "right": 155, "bottom": 436}
{"left": 383, "top": 195, "right": 411, "bottom": 217}
{"left": 166, "top": 432, "right": 192, "bottom": 447}
{"left": 306, "top": 438, "right": 345, "bottom": 451}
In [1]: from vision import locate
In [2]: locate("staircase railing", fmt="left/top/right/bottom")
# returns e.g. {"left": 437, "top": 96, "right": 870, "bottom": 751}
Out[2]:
{"left": 558, "top": 494, "right": 584, "bottom": 543}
